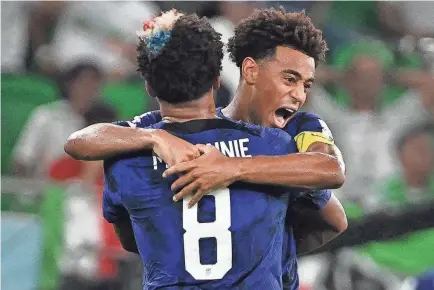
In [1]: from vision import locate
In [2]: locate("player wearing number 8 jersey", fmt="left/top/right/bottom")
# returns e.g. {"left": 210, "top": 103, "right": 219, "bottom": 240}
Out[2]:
{"left": 104, "top": 120, "right": 298, "bottom": 289}
{"left": 102, "top": 11, "right": 300, "bottom": 289}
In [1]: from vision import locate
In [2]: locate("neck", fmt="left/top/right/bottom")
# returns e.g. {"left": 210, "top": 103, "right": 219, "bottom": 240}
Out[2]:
{"left": 68, "top": 97, "right": 86, "bottom": 116}
{"left": 351, "top": 96, "right": 378, "bottom": 112}
{"left": 403, "top": 169, "right": 430, "bottom": 189}
{"left": 222, "top": 82, "right": 253, "bottom": 123}
{"left": 159, "top": 93, "right": 217, "bottom": 123}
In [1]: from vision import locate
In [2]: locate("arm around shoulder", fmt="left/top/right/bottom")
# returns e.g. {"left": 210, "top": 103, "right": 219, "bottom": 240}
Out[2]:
{"left": 64, "top": 123, "right": 159, "bottom": 160}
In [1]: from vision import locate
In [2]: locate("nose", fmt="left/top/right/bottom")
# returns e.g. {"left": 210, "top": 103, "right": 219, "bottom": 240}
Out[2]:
{"left": 289, "top": 84, "right": 305, "bottom": 103}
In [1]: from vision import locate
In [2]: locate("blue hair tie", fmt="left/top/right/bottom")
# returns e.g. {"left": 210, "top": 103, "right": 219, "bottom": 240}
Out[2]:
{"left": 146, "top": 30, "right": 172, "bottom": 55}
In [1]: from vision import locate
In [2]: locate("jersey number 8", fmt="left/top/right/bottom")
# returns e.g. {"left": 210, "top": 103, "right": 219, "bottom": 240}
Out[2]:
{"left": 183, "top": 188, "right": 232, "bottom": 280}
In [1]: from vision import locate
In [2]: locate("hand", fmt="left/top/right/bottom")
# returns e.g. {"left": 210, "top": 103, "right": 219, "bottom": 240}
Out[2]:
{"left": 151, "top": 130, "right": 201, "bottom": 167}
{"left": 163, "top": 144, "right": 239, "bottom": 207}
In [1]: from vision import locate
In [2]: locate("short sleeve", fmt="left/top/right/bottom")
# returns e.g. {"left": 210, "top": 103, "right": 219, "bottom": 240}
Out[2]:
{"left": 102, "top": 161, "right": 129, "bottom": 223}
{"left": 293, "top": 189, "right": 332, "bottom": 210}
{"left": 292, "top": 112, "right": 335, "bottom": 152}
{"left": 113, "top": 110, "right": 162, "bottom": 128}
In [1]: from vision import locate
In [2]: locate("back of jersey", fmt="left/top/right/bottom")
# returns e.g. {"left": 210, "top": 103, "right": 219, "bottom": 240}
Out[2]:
{"left": 103, "top": 119, "right": 297, "bottom": 290}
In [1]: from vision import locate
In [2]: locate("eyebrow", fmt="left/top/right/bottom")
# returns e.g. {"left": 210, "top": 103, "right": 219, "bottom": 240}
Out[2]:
{"left": 281, "top": 69, "right": 315, "bottom": 82}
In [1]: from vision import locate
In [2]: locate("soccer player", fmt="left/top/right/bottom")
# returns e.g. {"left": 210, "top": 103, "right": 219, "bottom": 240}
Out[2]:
{"left": 65, "top": 8, "right": 347, "bottom": 289}
{"left": 65, "top": 7, "right": 347, "bottom": 250}
{"left": 103, "top": 11, "right": 300, "bottom": 289}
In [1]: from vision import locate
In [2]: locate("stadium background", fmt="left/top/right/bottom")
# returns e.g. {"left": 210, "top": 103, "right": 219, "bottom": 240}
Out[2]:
{"left": 1, "top": 1, "right": 434, "bottom": 290}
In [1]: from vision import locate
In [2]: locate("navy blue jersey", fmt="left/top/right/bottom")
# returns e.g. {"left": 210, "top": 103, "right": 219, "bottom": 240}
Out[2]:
{"left": 103, "top": 118, "right": 299, "bottom": 290}
{"left": 114, "top": 109, "right": 333, "bottom": 290}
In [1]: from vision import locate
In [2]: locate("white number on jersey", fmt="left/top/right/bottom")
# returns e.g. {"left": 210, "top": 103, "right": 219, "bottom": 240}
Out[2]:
{"left": 183, "top": 188, "right": 232, "bottom": 280}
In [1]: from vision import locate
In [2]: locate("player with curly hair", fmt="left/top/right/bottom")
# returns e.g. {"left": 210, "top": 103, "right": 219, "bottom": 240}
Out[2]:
{"left": 101, "top": 10, "right": 307, "bottom": 289}
{"left": 66, "top": 8, "right": 348, "bottom": 289}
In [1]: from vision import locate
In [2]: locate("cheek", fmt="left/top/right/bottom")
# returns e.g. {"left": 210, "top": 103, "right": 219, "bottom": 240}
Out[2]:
{"left": 300, "top": 93, "right": 307, "bottom": 105}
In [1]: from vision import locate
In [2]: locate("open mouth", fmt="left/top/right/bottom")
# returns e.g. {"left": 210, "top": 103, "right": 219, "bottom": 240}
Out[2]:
{"left": 274, "top": 107, "right": 296, "bottom": 128}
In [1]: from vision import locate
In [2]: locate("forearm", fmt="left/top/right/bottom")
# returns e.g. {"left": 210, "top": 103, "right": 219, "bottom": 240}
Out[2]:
{"left": 295, "top": 194, "right": 347, "bottom": 255}
{"left": 295, "top": 224, "right": 342, "bottom": 256}
{"left": 64, "top": 123, "right": 157, "bottom": 161}
{"left": 235, "top": 152, "right": 344, "bottom": 190}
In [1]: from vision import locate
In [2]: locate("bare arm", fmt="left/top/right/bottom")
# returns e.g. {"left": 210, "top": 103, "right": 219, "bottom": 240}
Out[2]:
{"left": 64, "top": 123, "right": 157, "bottom": 160}
{"left": 165, "top": 142, "right": 346, "bottom": 206}
{"left": 294, "top": 194, "right": 347, "bottom": 256}
{"left": 235, "top": 142, "right": 345, "bottom": 190}
{"left": 64, "top": 123, "right": 200, "bottom": 165}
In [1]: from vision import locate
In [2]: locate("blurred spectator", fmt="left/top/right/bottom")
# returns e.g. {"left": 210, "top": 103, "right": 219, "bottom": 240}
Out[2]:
{"left": 1, "top": 2, "right": 32, "bottom": 72}
{"left": 308, "top": 2, "right": 434, "bottom": 56}
{"left": 12, "top": 62, "right": 103, "bottom": 178}
{"left": 26, "top": 1, "right": 67, "bottom": 73}
{"left": 36, "top": 1, "right": 158, "bottom": 80}
{"left": 348, "top": 125, "right": 434, "bottom": 288}
{"left": 373, "top": 124, "right": 434, "bottom": 211}
{"left": 1, "top": 1, "right": 67, "bottom": 74}
{"left": 379, "top": 2, "right": 434, "bottom": 40}
{"left": 307, "top": 43, "right": 434, "bottom": 204}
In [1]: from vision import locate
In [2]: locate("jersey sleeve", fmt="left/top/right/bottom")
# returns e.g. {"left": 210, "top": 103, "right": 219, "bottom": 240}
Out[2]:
{"left": 265, "top": 127, "right": 298, "bottom": 156}
{"left": 114, "top": 110, "right": 162, "bottom": 128}
{"left": 293, "top": 189, "right": 332, "bottom": 210}
{"left": 102, "top": 160, "right": 129, "bottom": 223}
{"left": 293, "top": 112, "right": 335, "bottom": 152}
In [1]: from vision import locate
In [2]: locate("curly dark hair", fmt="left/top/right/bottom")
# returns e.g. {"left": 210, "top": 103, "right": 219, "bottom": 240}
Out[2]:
{"left": 228, "top": 7, "right": 328, "bottom": 67}
{"left": 137, "top": 14, "right": 223, "bottom": 103}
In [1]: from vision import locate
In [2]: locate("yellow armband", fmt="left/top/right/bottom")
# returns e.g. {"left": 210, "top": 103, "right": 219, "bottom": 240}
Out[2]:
{"left": 294, "top": 131, "right": 335, "bottom": 152}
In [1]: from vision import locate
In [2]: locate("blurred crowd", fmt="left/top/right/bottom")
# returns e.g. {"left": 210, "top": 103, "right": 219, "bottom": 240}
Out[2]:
{"left": 1, "top": 1, "right": 434, "bottom": 290}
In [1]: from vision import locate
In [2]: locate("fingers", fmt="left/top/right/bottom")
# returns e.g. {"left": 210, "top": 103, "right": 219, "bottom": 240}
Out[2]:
{"left": 195, "top": 144, "right": 214, "bottom": 154}
{"left": 163, "top": 161, "right": 194, "bottom": 178}
{"left": 172, "top": 182, "right": 208, "bottom": 208}
{"left": 188, "top": 189, "right": 207, "bottom": 208}
{"left": 172, "top": 181, "right": 199, "bottom": 202}
{"left": 170, "top": 172, "right": 194, "bottom": 192}
{"left": 190, "top": 147, "right": 201, "bottom": 159}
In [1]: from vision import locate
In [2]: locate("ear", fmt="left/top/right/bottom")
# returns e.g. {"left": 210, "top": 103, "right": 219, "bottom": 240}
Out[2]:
{"left": 145, "top": 81, "right": 156, "bottom": 98}
{"left": 213, "top": 77, "right": 221, "bottom": 89}
{"left": 241, "top": 57, "right": 259, "bottom": 85}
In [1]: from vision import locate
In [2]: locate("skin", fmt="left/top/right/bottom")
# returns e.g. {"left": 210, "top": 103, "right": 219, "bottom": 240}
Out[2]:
{"left": 224, "top": 47, "right": 315, "bottom": 128}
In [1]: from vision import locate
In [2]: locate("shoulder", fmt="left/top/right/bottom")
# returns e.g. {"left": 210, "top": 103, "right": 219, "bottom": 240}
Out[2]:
{"left": 286, "top": 111, "right": 335, "bottom": 152}
{"left": 241, "top": 122, "right": 295, "bottom": 154}
{"left": 287, "top": 111, "right": 331, "bottom": 134}
{"left": 114, "top": 110, "right": 162, "bottom": 128}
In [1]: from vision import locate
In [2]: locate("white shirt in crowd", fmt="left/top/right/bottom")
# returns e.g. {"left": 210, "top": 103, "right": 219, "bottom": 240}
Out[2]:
{"left": 13, "top": 100, "right": 85, "bottom": 178}
{"left": 306, "top": 86, "right": 430, "bottom": 204}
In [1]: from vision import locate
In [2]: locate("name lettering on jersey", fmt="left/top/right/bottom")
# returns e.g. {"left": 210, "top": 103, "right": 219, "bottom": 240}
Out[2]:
{"left": 153, "top": 138, "right": 251, "bottom": 170}
{"left": 207, "top": 138, "right": 251, "bottom": 158}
